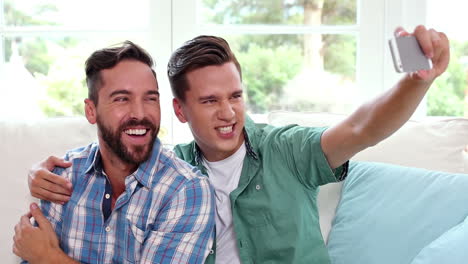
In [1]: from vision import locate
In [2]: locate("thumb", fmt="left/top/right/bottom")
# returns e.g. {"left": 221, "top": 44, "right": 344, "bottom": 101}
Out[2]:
{"left": 29, "top": 203, "right": 52, "bottom": 231}
{"left": 46, "top": 156, "right": 72, "bottom": 170}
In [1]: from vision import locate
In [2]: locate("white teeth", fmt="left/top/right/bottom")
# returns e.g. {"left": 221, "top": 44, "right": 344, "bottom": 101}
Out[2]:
{"left": 217, "top": 126, "right": 233, "bottom": 134}
{"left": 125, "top": 129, "right": 147, "bottom": 135}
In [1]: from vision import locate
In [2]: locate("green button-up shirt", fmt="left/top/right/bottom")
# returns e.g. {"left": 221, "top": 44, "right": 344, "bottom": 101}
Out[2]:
{"left": 174, "top": 116, "right": 348, "bottom": 264}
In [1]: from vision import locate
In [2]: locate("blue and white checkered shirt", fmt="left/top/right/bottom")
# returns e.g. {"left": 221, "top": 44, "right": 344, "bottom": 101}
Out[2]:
{"left": 36, "top": 139, "right": 215, "bottom": 264}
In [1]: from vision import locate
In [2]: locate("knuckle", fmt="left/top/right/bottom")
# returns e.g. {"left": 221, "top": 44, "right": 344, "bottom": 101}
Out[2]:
{"left": 415, "top": 25, "right": 426, "bottom": 32}
{"left": 439, "top": 32, "right": 448, "bottom": 41}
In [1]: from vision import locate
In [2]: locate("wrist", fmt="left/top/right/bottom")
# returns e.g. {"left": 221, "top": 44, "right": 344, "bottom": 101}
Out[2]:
{"left": 403, "top": 73, "right": 433, "bottom": 89}
{"left": 35, "top": 248, "right": 68, "bottom": 264}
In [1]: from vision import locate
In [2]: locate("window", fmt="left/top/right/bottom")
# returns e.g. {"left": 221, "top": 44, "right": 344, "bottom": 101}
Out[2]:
{"left": 426, "top": 0, "right": 468, "bottom": 116}
{"left": 0, "top": 0, "right": 465, "bottom": 146}
{"left": 0, "top": 0, "right": 174, "bottom": 142}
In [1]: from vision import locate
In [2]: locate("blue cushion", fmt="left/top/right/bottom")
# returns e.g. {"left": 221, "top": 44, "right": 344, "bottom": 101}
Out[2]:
{"left": 410, "top": 215, "right": 468, "bottom": 264}
{"left": 327, "top": 161, "right": 468, "bottom": 264}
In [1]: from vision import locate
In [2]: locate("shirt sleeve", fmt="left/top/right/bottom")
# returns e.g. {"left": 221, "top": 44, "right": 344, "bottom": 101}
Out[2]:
{"left": 139, "top": 177, "right": 215, "bottom": 264}
{"left": 37, "top": 166, "right": 70, "bottom": 241}
{"left": 269, "top": 125, "right": 348, "bottom": 189}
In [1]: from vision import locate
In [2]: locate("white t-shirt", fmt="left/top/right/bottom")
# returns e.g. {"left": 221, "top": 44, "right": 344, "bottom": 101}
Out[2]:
{"left": 202, "top": 143, "right": 246, "bottom": 264}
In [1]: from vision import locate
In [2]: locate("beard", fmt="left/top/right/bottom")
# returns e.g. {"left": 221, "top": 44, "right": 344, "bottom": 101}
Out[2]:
{"left": 96, "top": 116, "right": 159, "bottom": 165}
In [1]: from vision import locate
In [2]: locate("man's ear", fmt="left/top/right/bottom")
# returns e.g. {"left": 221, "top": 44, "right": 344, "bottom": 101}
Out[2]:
{"left": 173, "top": 98, "right": 187, "bottom": 123}
{"left": 84, "top": 99, "right": 97, "bottom": 124}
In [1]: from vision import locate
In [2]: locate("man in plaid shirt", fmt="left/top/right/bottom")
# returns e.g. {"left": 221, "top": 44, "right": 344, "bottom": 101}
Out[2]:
{"left": 13, "top": 41, "right": 215, "bottom": 264}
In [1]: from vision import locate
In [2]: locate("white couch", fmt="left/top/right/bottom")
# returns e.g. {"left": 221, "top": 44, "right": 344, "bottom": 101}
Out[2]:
{"left": 2, "top": 112, "right": 468, "bottom": 263}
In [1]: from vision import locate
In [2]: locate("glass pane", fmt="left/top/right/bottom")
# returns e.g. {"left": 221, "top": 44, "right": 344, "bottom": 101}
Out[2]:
{"left": 222, "top": 34, "right": 356, "bottom": 114}
{"left": 5, "top": 0, "right": 150, "bottom": 28}
{"left": 427, "top": 0, "right": 468, "bottom": 117}
{"left": 199, "top": 0, "right": 357, "bottom": 25}
{"left": 0, "top": 34, "right": 148, "bottom": 119}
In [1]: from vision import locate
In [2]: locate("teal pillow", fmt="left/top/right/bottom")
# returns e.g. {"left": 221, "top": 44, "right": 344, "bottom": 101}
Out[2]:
{"left": 327, "top": 161, "right": 468, "bottom": 264}
{"left": 410, "top": 215, "right": 468, "bottom": 264}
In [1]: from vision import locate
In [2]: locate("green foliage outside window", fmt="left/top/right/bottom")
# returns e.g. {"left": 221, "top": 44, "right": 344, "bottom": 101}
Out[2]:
{"left": 5, "top": 1, "right": 86, "bottom": 116}
{"left": 427, "top": 40, "right": 467, "bottom": 116}
{"left": 4, "top": 0, "right": 468, "bottom": 117}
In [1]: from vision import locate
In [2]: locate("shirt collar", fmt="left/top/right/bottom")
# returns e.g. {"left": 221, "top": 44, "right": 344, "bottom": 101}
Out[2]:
{"left": 84, "top": 139, "right": 163, "bottom": 189}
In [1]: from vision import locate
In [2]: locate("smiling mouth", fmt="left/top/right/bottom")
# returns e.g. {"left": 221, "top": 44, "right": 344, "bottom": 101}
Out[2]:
{"left": 217, "top": 125, "right": 234, "bottom": 134}
{"left": 124, "top": 128, "right": 149, "bottom": 136}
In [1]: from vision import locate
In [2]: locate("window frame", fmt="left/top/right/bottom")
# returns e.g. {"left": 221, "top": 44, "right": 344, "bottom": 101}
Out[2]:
{"left": 0, "top": 0, "right": 432, "bottom": 145}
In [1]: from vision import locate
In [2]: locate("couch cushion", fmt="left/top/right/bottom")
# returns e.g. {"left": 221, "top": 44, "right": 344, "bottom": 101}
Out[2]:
{"left": 327, "top": 161, "right": 468, "bottom": 264}
{"left": 0, "top": 117, "right": 96, "bottom": 263}
{"left": 410, "top": 215, "right": 468, "bottom": 264}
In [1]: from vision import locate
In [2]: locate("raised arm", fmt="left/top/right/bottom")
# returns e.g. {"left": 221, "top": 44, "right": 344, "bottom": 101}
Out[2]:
{"left": 140, "top": 177, "right": 215, "bottom": 263}
{"left": 322, "top": 25, "right": 450, "bottom": 169}
{"left": 28, "top": 156, "right": 72, "bottom": 204}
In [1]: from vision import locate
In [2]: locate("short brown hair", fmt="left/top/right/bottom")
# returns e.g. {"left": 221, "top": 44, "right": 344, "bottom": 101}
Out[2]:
{"left": 167, "top": 35, "right": 242, "bottom": 101}
{"left": 85, "top": 40, "right": 156, "bottom": 104}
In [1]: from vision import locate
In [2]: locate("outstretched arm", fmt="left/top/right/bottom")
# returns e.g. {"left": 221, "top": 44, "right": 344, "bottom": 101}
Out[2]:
{"left": 322, "top": 25, "right": 450, "bottom": 169}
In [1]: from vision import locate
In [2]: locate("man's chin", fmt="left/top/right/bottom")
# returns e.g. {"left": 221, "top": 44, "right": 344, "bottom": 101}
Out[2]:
{"left": 122, "top": 144, "right": 153, "bottom": 164}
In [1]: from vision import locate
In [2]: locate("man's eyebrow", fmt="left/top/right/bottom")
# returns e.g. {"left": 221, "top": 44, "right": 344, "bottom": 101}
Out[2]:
{"left": 232, "top": 90, "right": 243, "bottom": 96}
{"left": 109, "top": 90, "right": 130, "bottom": 97}
{"left": 147, "top": 90, "right": 160, "bottom": 96}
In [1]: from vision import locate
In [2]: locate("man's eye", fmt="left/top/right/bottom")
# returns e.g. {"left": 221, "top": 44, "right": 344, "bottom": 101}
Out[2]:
{"left": 202, "top": 99, "right": 216, "bottom": 104}
{"left": 114, "top": 97, "right": 128, "bottom": 102}
{"left": 148, "top": 96, "right": 159, "bottom": 101}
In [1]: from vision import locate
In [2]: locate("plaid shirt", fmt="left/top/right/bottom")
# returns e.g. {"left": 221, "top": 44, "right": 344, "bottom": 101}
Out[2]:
{"left": 35, "top": 139, "right": 215, "bottom": 264}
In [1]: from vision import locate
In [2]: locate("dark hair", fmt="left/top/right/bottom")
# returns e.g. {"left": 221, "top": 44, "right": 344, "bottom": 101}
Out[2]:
{"left": 85, "top": 40, "right": 156, "bottom": 104}
{"left": 167, "top": 35, "right": 242, "bottom": 101}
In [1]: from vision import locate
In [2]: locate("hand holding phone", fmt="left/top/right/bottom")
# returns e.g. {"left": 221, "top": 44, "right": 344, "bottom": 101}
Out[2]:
{"left": 389, "top": 35, "right": 432, "bottom": 73}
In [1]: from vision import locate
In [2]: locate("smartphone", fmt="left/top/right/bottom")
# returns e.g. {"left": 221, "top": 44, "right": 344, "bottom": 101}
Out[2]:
{"left": 389, "top": 35, "right": 432, "bottom": 73}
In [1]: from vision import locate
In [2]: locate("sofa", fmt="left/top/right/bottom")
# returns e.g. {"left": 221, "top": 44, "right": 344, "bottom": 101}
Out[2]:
{"left": 2, "top": 112, "right": 468, "bottom": 263}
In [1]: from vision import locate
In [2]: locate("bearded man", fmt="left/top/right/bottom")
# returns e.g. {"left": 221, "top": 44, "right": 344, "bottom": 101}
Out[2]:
{"left": 13, "top": 41, "right": 215, "bottom": 264}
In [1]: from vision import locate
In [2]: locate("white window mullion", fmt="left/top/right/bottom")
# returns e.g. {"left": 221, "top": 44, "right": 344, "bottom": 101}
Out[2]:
{"left": 405, "top": 0, "right": 428, "bottom": 118}
{"left": 357, "top": 0, "right": 386, "bottom": 106}
{"left": 0, "top": 0, "right": 5, "bottom": 63}
{"left": 170, "top": 0, "right": 198, "bottom": 145}
{"left": 384, "top": 0, "right": 428, "bottom": 118}
{"left": 172, "top": 0, "right": 198, "bottom": 48}
{"left": 149, "top": 0, "right": 176, "bottom": 145}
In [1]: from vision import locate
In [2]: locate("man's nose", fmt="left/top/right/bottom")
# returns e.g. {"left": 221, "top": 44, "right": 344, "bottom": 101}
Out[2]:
{"left": 129, "top": 102, "right": 145, "bottom": 119}
{"left": 217, "top": 101, "right": 235, "bottom": 120}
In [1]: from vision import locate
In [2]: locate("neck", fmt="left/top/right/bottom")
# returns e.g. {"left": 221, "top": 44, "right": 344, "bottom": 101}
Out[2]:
{"left": 201, "top": 138, "right": 245, "bottom": 162}
{"left": 98, "top": 141, "right": 138, "bottom": 198}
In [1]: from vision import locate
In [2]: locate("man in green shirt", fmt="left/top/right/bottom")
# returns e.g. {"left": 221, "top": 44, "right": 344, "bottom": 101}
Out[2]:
{"left": 28, "top": 25, "right": 449, "bottom": 263}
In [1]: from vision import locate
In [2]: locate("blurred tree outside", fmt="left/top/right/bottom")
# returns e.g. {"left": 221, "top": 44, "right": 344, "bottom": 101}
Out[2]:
{"left": 426, "top": 40, "right": 468, "bottom": 116}
{"left": 5, "top": 0, "right": 86, "bottom": 117}
{"left": 202, "top": 0, "right": 468, "bottom": 116}
{"left": 202, "top": 0, "right": 357, "bottom": 113}
{"left": 4, "top": 0, "right": 468, "bottom": 117}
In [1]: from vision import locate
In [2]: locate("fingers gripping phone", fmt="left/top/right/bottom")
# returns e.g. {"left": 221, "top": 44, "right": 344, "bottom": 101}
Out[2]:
{"left": 389, "top": 35, "right": 432, "bottom": 73}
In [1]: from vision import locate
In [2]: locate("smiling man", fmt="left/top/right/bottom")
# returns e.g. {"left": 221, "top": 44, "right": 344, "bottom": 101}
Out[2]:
{"left": 27, "top": 25, "right": 449, "bottom": 264}
{"left": 167, "top": 27, "right": 449, "bottom": 264}
{"left": 13, "top": 41, "right": 215, "bottom": 264}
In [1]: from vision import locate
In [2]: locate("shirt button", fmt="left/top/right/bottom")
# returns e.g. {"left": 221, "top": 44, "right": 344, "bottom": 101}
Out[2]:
{"left": 105, "top": 226, "right": 111, "bottom": 232}
{"left": 255, "top": 184, "right": 261, "bottom": 190}
{"left": 209, "top": 249, "right": 214, "bottom": 255}
{"left": 105, "top": 193, "right": 110, "bottom": 199}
